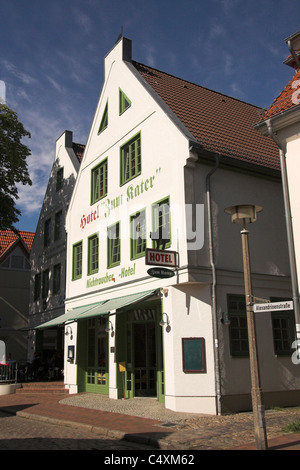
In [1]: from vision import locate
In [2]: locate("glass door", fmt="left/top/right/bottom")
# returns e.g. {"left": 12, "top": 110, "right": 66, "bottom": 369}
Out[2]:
{"left": 86, "top": 317, "right": 108, "bottom": 393}
{"left": 133, "top": 322, "right": 156, "bottom": 396}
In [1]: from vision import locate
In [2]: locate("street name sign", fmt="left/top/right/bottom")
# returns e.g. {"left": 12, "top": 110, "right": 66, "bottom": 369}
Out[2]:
{"left": 145, "top": 248, "right": 178, "bottom": 267}
{"left": 253, "top": 300, "right": 293, "bottom": 313}
{"left": 147, "top": 267, "right": 175, "bottom": 279}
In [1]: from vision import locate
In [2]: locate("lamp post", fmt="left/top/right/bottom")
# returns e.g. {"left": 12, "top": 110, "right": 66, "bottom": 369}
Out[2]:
{"left": 225, "top": 204, "right": 268, "bottom": 450}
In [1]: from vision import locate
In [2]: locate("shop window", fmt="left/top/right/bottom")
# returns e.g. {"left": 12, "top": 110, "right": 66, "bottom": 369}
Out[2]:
{"left": 88, "top": 233, "right": 99, "bottom": 275}
{"left": 120, "top": 133, "right": 141, "bottom": 186}
{"left": 151, "top": 197, "right": 171, "bottom": 250}
{"left": 72, "top": 241, "right": 83, "bottom": 280}
{"left": 130, "top": 209, "right": 146, "bottom": 259}
{"left": 91, "top": 159, "right": 107, "bottom": 204}
{"left": 227, "top": 294, "right": 249, "bottom": 357}
{"left": 98, "top": 101, "right": 108, "bottom": 134}
{"left": 119, "top": 88, "right": 131, "bottom": 115}
{"left": 107, "top": 222, "right": 120, "bottom": 268}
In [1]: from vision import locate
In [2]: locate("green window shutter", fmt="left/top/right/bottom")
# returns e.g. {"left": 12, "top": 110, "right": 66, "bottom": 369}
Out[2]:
{"left": 98, "top": 101, "right": 108, "bottom": 134}
{"left": 88, "top": 234, "right": 99, "bottom": 275}
{"left": 120, "top": 133, "right": 141, "bottom": 185}
{"left": 151, "top": 197, "right": 171, "bottom": 250}
{"left": 91, "top": 159, "right": 107, "bottom": 204}
{"left": 107, "top": 222, "right": 121, "bottom": 268}
{"left": 72, "top": 241, "right": 83, "bottom": 280}
{"left": 130, "top": 210, "right": 146, "bottom": 259}
{"left": 119, "top": 88, "right": 131, "bottom": 115}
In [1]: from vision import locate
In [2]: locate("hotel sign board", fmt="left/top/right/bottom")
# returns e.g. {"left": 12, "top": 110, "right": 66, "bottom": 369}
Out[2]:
{"left": 253, "top": 301, "right": 293, "bottom": 313}
{"left": 145, "top": 248, "right": 178, "bottom": 268}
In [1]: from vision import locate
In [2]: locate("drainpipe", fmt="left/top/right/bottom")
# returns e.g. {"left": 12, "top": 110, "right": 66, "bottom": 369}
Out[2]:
{"left": 206, "top": 155, "right": 222, "bottom": 415}
{"left": 266, "top": 119, "right": 300, "bottom": 343}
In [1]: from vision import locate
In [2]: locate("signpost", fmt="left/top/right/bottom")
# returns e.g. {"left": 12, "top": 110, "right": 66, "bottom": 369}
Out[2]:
{"left": 253, "top": 301, "right": 293, "bottom": 313}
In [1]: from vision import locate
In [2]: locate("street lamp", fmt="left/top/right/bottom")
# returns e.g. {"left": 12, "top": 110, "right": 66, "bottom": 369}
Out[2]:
{"left": 225, "top": 204, "right": 268, "bottom": 450}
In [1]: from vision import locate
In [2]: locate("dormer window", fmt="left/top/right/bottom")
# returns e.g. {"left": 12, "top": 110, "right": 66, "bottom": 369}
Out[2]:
{"left": 119, "top": 88, "right": 131, "bottom": 115}
{"left": 98, "top": 101, "right": 108, "bottom": 134}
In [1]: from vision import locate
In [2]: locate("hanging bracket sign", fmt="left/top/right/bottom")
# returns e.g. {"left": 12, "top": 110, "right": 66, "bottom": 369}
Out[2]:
{"left": 145, "top": 248, "right": 178, "bottom": 267}
{"left": 147, "top": 267, "right": 175, "bottom": 279}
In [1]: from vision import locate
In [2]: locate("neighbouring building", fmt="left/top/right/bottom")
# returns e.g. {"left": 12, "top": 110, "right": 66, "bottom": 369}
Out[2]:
{"left": 255, "top": 30, "right": 300, "bottom": 351}
{"left": 29, "top": 130, "right": 84, "bottom": 372}
{"left": 38, "top": 37, "right": 299, "bottom": 414}
{"left": 0, "top": 230, "right": 35, "bottom": 361}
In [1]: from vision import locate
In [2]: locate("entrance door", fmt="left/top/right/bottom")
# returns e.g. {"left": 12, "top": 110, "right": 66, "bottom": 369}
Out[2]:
{"left": 86, "top": 317, "right": 108, "bottom": 393}
{"left": 133, "top": 322, "right": 156, "bottom": 396}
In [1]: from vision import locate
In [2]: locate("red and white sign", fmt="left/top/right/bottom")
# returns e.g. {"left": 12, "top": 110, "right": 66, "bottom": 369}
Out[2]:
{"left": 145, "top": 248, "right": 178, "bottom": 267}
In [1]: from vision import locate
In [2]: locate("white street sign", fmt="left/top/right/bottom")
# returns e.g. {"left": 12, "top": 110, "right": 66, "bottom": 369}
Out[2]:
{"left": 253, "top": 300, "right": 293, "bottom": 313}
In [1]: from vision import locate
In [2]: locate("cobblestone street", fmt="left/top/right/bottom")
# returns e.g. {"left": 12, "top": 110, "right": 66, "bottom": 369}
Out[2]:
{"left": 0, "top": 411, "right": 156, "bottom": 451}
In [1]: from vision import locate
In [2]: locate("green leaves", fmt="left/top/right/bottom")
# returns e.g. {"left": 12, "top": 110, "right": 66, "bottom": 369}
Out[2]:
{"left": 0, "top": 104, "right": 32, "bottom": 230}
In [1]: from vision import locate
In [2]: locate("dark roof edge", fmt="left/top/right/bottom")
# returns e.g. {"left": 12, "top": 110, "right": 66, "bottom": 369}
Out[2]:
{"left": 189, "top": 142, "right": 281, "bottom": 180}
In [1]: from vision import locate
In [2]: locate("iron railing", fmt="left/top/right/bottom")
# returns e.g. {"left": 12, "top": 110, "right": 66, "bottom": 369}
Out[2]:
{"left": 0, "top": 362, "right": 18, "bottom": 384}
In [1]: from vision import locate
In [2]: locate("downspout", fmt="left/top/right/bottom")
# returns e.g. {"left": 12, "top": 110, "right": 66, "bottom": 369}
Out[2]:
{"left": 206, "top": 155, "right": 222, "bottom": 415}
{"left": 266, "top": 119, "right": 300, "bottom": 343}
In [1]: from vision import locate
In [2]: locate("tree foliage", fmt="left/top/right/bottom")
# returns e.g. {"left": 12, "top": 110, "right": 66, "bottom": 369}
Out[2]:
{"left": 0, "top": 104, "right": 32, "bottom": 230}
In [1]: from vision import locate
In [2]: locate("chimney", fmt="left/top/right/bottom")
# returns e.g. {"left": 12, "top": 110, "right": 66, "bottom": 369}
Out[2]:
{"left": 284, "top": 30, "right": 300, "bottom": 70}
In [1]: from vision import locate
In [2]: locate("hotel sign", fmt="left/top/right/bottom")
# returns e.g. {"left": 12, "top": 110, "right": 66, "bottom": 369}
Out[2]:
{"left": 145, "top": 248, "right": 178, "bottom": 268}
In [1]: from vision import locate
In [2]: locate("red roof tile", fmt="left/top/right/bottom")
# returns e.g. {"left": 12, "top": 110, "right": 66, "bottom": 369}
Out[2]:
{"left": 261, "top": 69, "right": 300, "bottom": 119}
{"left": 0, "top": 230, "right": 35, "bottom": 259}
{"left": 133, "top": 61, "right": 280, "bottom": 171}
{"left": 72, "top": 142, "right": 85, "bottom": 163}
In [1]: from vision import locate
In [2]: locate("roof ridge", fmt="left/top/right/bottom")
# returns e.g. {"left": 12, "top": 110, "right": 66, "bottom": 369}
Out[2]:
{"left": 132, "top": 60, "right": 263, "bottom": 111}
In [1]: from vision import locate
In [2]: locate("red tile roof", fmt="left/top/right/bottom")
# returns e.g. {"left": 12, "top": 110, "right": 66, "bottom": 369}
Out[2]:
{"left": 72, "top": 142, "right": 85, "bottom": 162}
{"left": 0, "top": 230, "right": 35, "bottom": 259}
{"left": 260, "top": 69, "right": 300, "bottom": 120}
{"left": 133, "top": 61, "right": 280, "bottom": 172}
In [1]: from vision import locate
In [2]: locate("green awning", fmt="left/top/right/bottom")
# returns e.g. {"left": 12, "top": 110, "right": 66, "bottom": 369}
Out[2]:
{"left": 74, "top": 290, "right": 159, "bottom": 320}
{"left": 35, "top": 289, "right": 158, "bottom": 329}
{"left": 35, "top": 301, "right": 105, "bottom": 329}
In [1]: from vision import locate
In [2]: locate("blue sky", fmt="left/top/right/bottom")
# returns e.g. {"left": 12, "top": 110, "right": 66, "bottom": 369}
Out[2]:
{"left": 1, "top": 0, "right": 299, "bottom": 233}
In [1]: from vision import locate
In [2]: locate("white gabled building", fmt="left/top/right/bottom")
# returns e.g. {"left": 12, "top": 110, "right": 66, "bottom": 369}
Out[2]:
{"left": 29, "top": 131, "right": 84, "bottom": 373}
{"left": 42, "top": 37, "right": 299, "bottom": 414}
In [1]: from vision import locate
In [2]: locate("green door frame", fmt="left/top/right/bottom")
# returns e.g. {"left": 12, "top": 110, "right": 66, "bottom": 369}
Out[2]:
{"left": 116, "top": 300, "right": 165, "bottom": 402}
{"left": 77, "top": 317, "right": 109, "bottom": 394}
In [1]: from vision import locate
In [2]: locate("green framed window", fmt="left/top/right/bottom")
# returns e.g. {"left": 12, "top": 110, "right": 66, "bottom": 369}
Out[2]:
{"left": 54, "top": 210, "right": 63, "bottom": 241}
{"left": 42, "top": 269, "right": 49, "bottom": 299}
{"left": 227, "top": 294, "right": 249, "bottom": 357}
{"left": 119, "top": 88, "right": 131, "bottom": 115}
{"left": 44, "top": 218, "right": 51, "bottom": 247}
{"left": 271, "top": 298, "right": 295, "bottom": 356}
{"left": 91, "top": 159, "right": 108, "bottom": 204}
{"left": 130, "top": 209, "right": 146, "bottom": 259}
{"left": 72, "top": 241, "right": 83, "bottom": 280}
{"left": 34, "top": 273, "right": 41, "bottom": 301}
{"left": 120, "top": 133, "right": 141, "bottom": 186}
{"left": 98, "top": 101, "right": 108, "bottom": 134}
{"left": 151, "top": 197, "right": 171, "bottom": 250}
{"left": 88, "top": 233, "right": 99, "bottom": 275}
{"left": 53, "top": 263, "right": 61, "bottom": 295}
{"left": 56, "top": 167, "right": 63, "bottom": 191}
{"left": 107, "top": 222, "right": 120, "bottom": 268}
